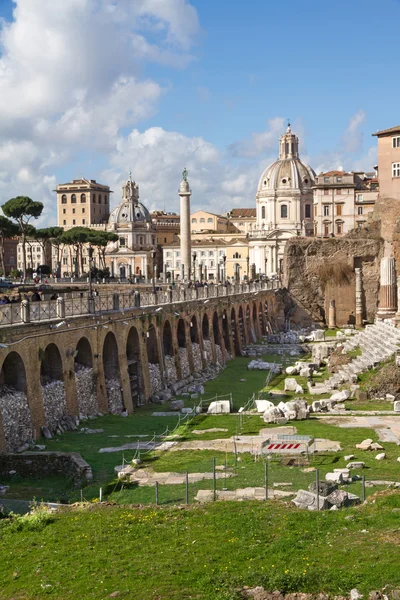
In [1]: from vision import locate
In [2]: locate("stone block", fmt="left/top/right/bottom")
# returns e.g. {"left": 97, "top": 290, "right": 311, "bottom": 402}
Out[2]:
{"left": 170, "top": 400, "right": 184, "bottom": 411}
{"left": 313, "top": 329, "right": 325, "bottom": 341}
{"left": 326, "top": 489, "right": 360, "bottom": 508}
{"left": 375, "top": 453, "right": 386, "bottom": 460}
{"left": 330, "top": 389, "right": 350, "bottom": 402}
{"left": 285, "top": 366, "right": 298, "bottom": 375}
{"left": 255, "top": 400, "right": 274, "bottom": 413}
{"left": 325, "top": 472, "right": 343, "bottom": 484}
{"left": 292, "top": 489, "right": 330, "bottom": 510}
{"left": 355, "top": 390, "right": 368, "bottom": 402}
{"left": 284, "top": 378, "right": 298, "bottom": 392}
{"left": 347, "top": 461, "right": 365, "bottom": 469}
{"left": 308, "top": 480, "right": 337, "bottom": 496}
{"left": 394, "top": 401, "right": 400, "bottom": 413}
{"left": 207, "top": 400, "right": 230, "bottom": 414}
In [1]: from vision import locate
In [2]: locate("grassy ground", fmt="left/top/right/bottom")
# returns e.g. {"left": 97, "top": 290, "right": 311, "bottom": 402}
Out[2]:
{"left": 1, "top": 492, "right": 400, "bottom": 600}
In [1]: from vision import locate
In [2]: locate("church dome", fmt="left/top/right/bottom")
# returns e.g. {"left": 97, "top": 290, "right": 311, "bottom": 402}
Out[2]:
{"left": 108, "top": 177, "right": 152, "bottom": 225}
{"left": 257, "top": 125, "right": 315, "bottom": 195}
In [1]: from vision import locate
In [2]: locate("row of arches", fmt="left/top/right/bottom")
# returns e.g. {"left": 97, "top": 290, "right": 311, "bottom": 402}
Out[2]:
{"left": 0, "top": 299, "right": 272, "bottom": 451}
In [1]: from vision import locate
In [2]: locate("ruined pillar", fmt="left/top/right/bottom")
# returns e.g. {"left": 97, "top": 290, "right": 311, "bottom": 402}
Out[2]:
{"left": 377, "top": 257, "right": 397, "bottom": 319}
{"left": 179, "top": 173, "right": 191, "bottom": 281}
{"left": 355, "top": 268, "right": 363, "bottom": 327}
{"left": 328, "top": 299, "right": 336, "bottom": 329}
{"left": 395, "top": 276, "right": 400, "bottom": 325}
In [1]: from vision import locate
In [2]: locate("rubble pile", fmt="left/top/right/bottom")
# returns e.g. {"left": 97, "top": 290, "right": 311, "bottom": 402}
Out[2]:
{"left": 148, "top": 363, "right": 162, "bottom": 393}
{"left": 293, "top": 480, "right": 360, "bottom": 510}
{"left": 191, "top": 342, "right": 203, "bottom": 371}
{"left": 42, "top": 381, "right": 67, "bottom": 432}
{"left": 75, "top": 366, "right": 98, "bottom": 416}
{"left": 178, "top": 347, "right": 191, "bottom": 378}
{"left": 105, "top": 378, "right": 124, "bottom": 414}
{"left": 203, "top": 339, "right": 213, "bottom": 360}
{"left": 248, "top": 360, "right": 282, "bottom": 372}
{"left": 164, "top": 355, "right": 177, "bottom": 382}
{"left": 263, "top": 398, "right": 310, "bottom": 423}
{"left": 0, "top": 387, "right": 33, "bottom": 451}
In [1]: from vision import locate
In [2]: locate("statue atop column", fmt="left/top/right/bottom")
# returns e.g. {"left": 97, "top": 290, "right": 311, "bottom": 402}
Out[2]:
{"left": 182, "top": 167, "right": 188, "bottom": 182}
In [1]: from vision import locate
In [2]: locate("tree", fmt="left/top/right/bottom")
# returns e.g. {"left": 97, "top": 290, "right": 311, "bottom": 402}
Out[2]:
{"left": 35, "top": 227, "right": 64, "bottom": 275}
{"left": 2, "top": 196, "right": 43, "bottom": 281}
{"left": 88, "top": 230, "right": 118, "bottom": 270}
{"left": 60, "top": 227, "right": 92, "bottom": 277}
{"left": 0, "top": 216, "right": 19, "bottom": 275}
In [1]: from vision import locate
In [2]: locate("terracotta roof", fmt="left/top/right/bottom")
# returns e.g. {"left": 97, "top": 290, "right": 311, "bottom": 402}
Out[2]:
{"left": 372, "top": 125, "right": 400, "bottom": 137}
{"left": 229, "top": 208, "right": 256, "bottom": 218}
{"left": 319, "top": 170, "right": 351, "bottom": 176}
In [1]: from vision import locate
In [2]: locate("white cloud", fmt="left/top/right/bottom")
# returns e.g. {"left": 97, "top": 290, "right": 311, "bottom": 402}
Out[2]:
{"left": 228, "top": 117, "right": 285, "bottom": 158}
{"left": 0, "top": 0, "right": 200, "bottom": 222}
{"left": 342, "top": 110, "right": 366, "bottom": 153}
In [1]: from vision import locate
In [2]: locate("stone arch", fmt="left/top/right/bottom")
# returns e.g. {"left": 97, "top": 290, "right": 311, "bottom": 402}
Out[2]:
{"left": 103, "top": 332, "right": 123, "bottom": 413}
{"left": 202, "top": 313, "right": 210, "bottom": 340}
{"left": 40, "top": 343, "right": 67, "bottom": 432}
{"left": 202, "top": 313, "right": 213, "bottom": 363}
{"left": 231, "top": 307, "right": 241, "bottom": 355}
{"left": 0, "top": 352, "right": 32, "bottom": 450}
{"left": 259, "top": 302, "right": 266, "bottom": 335}
{"left": 162, "top": 320, "right": 177, "bottom": 383}
{"left": 177, "top": 319, "right": 187, "bottom": 348}
{"left": 190, "top": 315, "right": 202, "bottom": 371}
{"left": 222, "top": 309, "right": 231, "bottom": 354}
{"left": 74, "top": 337, "right": 97, "bottom": 416}
{"left": 212, "top": 311, "right": 221, "bottom": 346}
{"left": 147, "top": 324, "right": 162, "bottom": 393}
{"left": 264, "top": 300, "right": 271, "bottom": 333}
{"left": 126, "top": 326, "right": 142, "bottom": 406}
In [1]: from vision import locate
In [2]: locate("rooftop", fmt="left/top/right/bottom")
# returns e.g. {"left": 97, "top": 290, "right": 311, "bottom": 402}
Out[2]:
{"left": 318, "top": 170, "right": 352, "bottom": 177}
{"left": 229, "top": 208, "right": 256, "bottom": 218}
{"left": 372, "top": 125, "right": 400, "bottom": 137}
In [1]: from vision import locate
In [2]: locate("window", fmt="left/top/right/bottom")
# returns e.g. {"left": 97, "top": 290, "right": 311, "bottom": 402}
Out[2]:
{"left": 72, "top": 208, "right": 76, "bottom": 214}
{"left": 119, "top": 237, "right": 126, "bottom": 247}
{"left": 176, "top": 251, "right": 180, "bottom": 257}
{"left": 336, "top": 204, "right": 342, "bottom": 216}
{"left": 71, "top": 194, "right": 76, "bottom": 204}
{"left": 239, "top": 222, "right": 244, "bottom": 227}
{"left": 83, "top": 258, "right": 87, "bottom": 265}
{"left": 357, "top": 222, "right": 363, "bottom": 229}
{"left": 323, "top": 205, "right": 330, "bottom": 216}
{"left": 392, "top": 136, "right": 400, "bottom": 148}
{"left": 210, "top": 261, "right": 214, "bottom": 267}
{"left": 357, "top": 194, "right": 364, "bottom": 202}
{"left": 336, "top": 222, "right": 343, "bottom": 234}
{"left": 191, "top": 218, "right": 197, "bottom": 223}
{"left": 336, "top": 188, "right": 341, "bottom": 195}
{"left": 63, "top": 258, "right": 68, "bottom": 265}
{"left": 72, "top": 219, "right": 76, "bottom": 225}
{"left": 324, "top": 189, "right": 329, "bottom": 195}
{"left": 80, "top": 193, "right": 86, "bottom": 203}
{"left": 305, "top": 204, "right": 311, "bottom": 218}
{"left": 392, "top": 163, "right": 400, "bottom": 177}
{"left": 63, "top": 220, "right": 66, "bottom": 225}
{"left": 98, "top": 195, "right": 102, "bottom": 204}
{"left": 314, "top": 205, "right": 317, "bottom": 217}
{"left": 207, "top": 218, "right": 213, "bottom": 223}
{"left": 63, "top": 209, "right": 66, "bottom": 214}
{"left": 139, "top": 236, "right": 143, "bottom": 245}
{"left": 93, "top": 194, "right": 96, "bottom": 203}
{"left": 358, "top": 206, "right": 363, "bottom": 215}
{"left": 201, "top": 251, "right": 205, "bottom": 256}
{"left": 61, "top": 194, "right": 67, "bottom": 204}
{"left": 82, "top": 207, "right": 85, "bottom": 213}
{"left": 324, "top": 224, "right": 330, "bottom": 236}
{"left": 166, "top": 251, "right": 171, "bottom": 257}
{"left": 200, "top": 218, "right": 205, "bottom": 223}
{"left": 324, "top": 177, "right": 329, "bottom": 183}
{"left": 280, "top": 204, "right": 288, "bottom": 218}
{"left": 261, "top": 206, "right": 265, "bottom": 219}
{"left": 164, "top": 237, "right": 167, "bottom": 243}
{"left": 336, "top": 177, "right": 342, "bottom": 183}
{"left": 82, "top": 219, "right": 86, "bottom": 224}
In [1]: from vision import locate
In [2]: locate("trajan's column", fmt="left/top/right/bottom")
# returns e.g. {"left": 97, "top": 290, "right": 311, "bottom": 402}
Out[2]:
{"left": 179, "top": 168, "right": 191, "bottom": 281}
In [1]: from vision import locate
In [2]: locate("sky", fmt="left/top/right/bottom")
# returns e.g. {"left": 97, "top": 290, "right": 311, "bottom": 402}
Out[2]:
{"left": 0, "top": 0, "right": 399, "bottom": 225}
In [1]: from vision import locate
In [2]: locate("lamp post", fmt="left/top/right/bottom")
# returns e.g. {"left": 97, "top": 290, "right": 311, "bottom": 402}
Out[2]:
{"left": 246, "top": 255, "right": 250, "bottom": 280}
{"left": 88, "top": 245, "right": 94, "bottom": 313}
{"left": 152, "top": 250, "right": 156, "bottom": 293}
{"left": 192, "top": 252, "right": 197, "bottom": 282}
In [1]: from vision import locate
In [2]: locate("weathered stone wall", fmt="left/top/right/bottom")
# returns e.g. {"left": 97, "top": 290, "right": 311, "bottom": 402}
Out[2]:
{"left": 0, "top": 452, "right": 92, "bottom": 487}
{"left": 0, "top": 287, "right": 286, "bottom": 451}
{"left": 283, "top": 227, "right": 384, "bottom": 326}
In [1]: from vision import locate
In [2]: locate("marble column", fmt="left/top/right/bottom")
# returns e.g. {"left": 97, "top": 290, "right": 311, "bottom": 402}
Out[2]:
{"left": 355, "top": 268, "right": 363, "bottom": 327}
{"left": 328, "top": 299, "right": 336, "bottom": 329}
{"left": 377, "top": 257, "right": 397, "bottom": 318}
{"left": 179, "top": 176, "right": 192, "bottom": 281}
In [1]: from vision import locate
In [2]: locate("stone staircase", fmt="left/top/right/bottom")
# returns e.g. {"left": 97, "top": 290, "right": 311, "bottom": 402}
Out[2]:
{"left": 325, "top": 321, "right": 400, "bottom": 390}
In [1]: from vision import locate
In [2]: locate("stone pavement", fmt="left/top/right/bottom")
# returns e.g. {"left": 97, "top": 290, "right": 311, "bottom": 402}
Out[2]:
{"left": 99, "top": 441, "right": 177, "bottom": 453}
{"left": 321, "top": 415, "right": 400, "bottom": 443}
{"left": 115, "top": 466, "right": 235, "bottom": 486}
{"left": 195, "top": 487, "right": 293, "bottom": 503}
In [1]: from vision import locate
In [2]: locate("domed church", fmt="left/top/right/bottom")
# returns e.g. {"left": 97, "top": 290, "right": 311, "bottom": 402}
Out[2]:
{"left": 248, "top": 124, "right": 315, "bottom": 276}
{"left": 105, "top": 175, "right": 157, "bottom": 279}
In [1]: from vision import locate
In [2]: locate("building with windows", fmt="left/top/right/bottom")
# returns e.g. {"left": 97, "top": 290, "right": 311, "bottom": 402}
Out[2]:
{"left": 190, "top": 210, "right": 229, "bottom": 233}
{"left": 56, "top": 178, "right": 112, "bottom": 228}
{"left": 313, "top": 170, "right": 378, "bottom": 237}
{"left": 227, "top": 208, "right": 257, "bottom": 234}
{"left": 17, "top": 238, "right": 52, "bottom": 273}
{"left": 372, "top": 125, "right": 400, "bottom": 201}
{"left": 248, "top": 124, "right": 315, "bottom": 276}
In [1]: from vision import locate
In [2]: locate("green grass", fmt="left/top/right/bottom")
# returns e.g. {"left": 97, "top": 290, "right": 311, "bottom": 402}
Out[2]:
{"left": 1, "top": 494, "right": 400, "bottom": 599}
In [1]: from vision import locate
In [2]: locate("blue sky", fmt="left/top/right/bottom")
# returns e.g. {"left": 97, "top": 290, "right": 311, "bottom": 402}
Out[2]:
{"left": 0, "top": 0, "right": 399, "bottom": 223}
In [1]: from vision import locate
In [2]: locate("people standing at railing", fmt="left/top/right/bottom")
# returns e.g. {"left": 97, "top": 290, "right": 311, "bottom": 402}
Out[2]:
{"left": 31, "top": 291, "right": 41, "bottom": 302}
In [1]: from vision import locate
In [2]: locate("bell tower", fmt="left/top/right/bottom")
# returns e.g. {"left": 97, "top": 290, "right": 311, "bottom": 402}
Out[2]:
{"left": 279, "top": 123, "right": 299, "bottom": 159}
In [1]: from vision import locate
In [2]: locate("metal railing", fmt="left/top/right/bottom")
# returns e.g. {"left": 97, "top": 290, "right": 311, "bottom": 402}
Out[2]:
{"left": 0, "top": 279, "right": 280, "bottom": 326}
